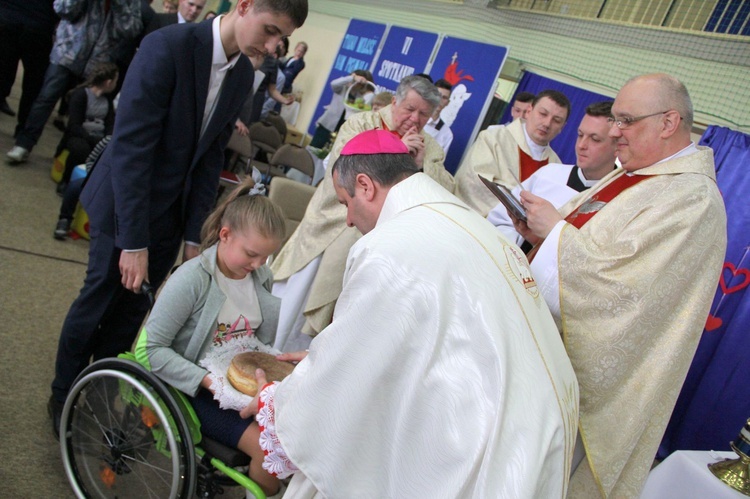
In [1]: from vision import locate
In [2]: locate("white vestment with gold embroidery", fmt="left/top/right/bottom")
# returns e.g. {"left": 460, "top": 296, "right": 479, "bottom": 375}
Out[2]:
{"left": 531, "top": 146, "right": 727, "bottom": 498}
{"left": 266, "top": 173, "right": 579, "bottom": 498}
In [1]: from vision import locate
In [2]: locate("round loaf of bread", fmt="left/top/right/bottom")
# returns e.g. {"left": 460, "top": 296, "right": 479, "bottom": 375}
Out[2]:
{"left": 226, "top": 352, "right": 295, "bottom": 396}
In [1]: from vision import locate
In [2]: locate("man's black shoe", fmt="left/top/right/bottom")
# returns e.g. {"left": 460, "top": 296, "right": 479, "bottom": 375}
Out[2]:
{"left": 0, "top": 98, "right": 15, "bottom": 117}
{"left": 48, "top": 396, "right": 64, "bottom": 440}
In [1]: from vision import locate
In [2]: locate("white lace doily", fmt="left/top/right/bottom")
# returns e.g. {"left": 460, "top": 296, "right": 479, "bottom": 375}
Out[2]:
{"left": 199, "top": 335, "right": 281, "bottom": 412}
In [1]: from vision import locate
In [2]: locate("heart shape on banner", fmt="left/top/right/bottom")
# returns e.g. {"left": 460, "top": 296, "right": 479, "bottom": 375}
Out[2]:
{"left": 705, "top": 314, "right": 723, "bottom": 331}
{"left": 720, "top": 262, "right": 750, "bottom": 295}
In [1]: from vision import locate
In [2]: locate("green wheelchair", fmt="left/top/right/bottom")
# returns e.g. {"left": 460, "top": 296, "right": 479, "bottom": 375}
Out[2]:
{"left": 59, "top": 351, "right": 267, "bottom": 499}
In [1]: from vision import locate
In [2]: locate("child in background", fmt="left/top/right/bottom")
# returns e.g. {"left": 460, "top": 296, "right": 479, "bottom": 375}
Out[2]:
{"left": 53, "top": 135, "right": 111, "bottom": 240}
{"left": 309, "top": 69, "right": 374, "bottom": 148}
{"left": 135, "top": 177, "right": 287, "bottom": 498}
{"left": 54, "top": 62, "right": 118, "bottom": 195}
{"left": 371, "top": 91, "right": 393, "bottom": 112}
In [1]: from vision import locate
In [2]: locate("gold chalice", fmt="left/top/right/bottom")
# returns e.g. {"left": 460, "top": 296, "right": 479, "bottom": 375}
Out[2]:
{"left": 708, "top": 418, "right": 750, "bottom": 496}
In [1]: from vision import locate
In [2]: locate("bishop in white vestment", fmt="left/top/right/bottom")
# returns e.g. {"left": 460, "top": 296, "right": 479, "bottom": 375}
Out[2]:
{"left": 245, "top": 130, "right": 579, "bottom": 499}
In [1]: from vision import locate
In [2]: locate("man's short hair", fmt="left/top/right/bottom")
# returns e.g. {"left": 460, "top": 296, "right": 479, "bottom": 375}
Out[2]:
{"left": 585, "top": 100, "right": 613, "bottom": 118}
{"left": 254, "top": 0, "right": 308, "bottom": 28}
{"left": 394, "top": 75, "right": 441, "bottom": 113}
{"left": 514, "top": 91, "right": 535, "bottom": 104}
{"left": 434, "top": 78, "right": 452, "bottom": 92}
{"left": 332, "top": 152, "right": 419, "bottom": 196}
{"left": 413, "top": 73, "right": 433, "bottom": 83}
{"left": 532, "top": 89, "right": 571, "bottom": 121}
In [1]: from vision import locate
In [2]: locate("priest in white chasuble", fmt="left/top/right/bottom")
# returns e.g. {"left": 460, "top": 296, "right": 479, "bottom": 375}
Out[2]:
{"left": 270, "top": 75, "right": 454, "bottom": 352}
{"left": 243, "top": 130, "right": 579, "bottom": 498}
{"left": 516, "top": 74, "right": 727, "bottom": 498}
{"left": 454, "top": 89, "right": 569, "bottom": 217}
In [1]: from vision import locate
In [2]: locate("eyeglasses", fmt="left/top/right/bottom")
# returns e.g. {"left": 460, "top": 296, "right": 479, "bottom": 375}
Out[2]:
{"left": 607, "top": 111, "right": 671, "bottom": 129}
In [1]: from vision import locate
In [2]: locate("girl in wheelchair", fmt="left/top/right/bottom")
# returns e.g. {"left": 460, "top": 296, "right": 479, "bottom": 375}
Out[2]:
{"left": 135, "top": 177, "right": 286, "bottom": 497}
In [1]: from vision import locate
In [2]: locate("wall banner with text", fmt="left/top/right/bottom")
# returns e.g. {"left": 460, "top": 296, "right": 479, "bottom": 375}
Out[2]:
{"left": 372, "top": 26, "right": 439, "bottom": 93}
{"left": 428, "top": 37, "right": 508, "bottom": 174}
{"left": 308, "top": 19, "right": 387, "bottom": 136}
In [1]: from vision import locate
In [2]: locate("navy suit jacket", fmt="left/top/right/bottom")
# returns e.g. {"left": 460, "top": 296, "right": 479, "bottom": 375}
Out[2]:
{"left": 82, "top": 20, "right": 253, "bottom": 250}
{"left": 144, "top": 12, "right": 178, "bottom": 37}
{"left": 281, "top": 57, "right": 305, "bottom": 94}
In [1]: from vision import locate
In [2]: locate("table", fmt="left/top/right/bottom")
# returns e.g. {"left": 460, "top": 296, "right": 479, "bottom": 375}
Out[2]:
{"left": 640, "top": 450, "right": 748, "bottom": 498}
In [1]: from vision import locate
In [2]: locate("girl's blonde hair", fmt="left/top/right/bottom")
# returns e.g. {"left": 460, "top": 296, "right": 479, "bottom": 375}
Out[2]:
{"left": 200, "top": 177, "right": 286, "bottom": 252}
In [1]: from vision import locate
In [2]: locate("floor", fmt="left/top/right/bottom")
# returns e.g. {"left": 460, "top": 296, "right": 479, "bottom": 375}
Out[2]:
{"left": 0, "top": 70, "right": 246, "bottom": 498}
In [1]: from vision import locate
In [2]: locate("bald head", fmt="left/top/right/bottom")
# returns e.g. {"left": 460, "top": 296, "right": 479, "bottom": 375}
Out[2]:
{"left": 623, "top": 74, "right": 693, "bottom": 132}
{"left": 609, "top": 74, "right": 693, "bottom": 171}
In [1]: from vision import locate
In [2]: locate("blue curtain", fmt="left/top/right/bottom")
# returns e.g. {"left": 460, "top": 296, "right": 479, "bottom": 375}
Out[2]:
{"left": 658, "top": 125, "right": 750, "bottom": 458}
{"left": 499, "top": 72, "right": 612, "bottom": 165}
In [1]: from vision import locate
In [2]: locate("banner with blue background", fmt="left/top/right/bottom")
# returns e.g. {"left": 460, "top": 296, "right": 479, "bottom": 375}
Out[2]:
{"left": 307, "top": 19, "right": 386, "bottom": 136}
{"left": 428, "top": 37, "right": 507, "bottom": 174}
{"left": 372, "top": 26, "right": 439, "bottom": 93}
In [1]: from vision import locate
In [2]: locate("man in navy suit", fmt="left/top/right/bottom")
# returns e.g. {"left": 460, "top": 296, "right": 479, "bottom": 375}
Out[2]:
{"left": 280, "top": 40, "right": 307, "bottom": 94}
{"left": 48, "top": 0, "right": 308, "bottom": 437}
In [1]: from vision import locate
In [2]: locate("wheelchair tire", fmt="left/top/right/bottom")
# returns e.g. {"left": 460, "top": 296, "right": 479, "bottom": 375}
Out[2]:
{"left": 60, "top": 358, "right": 196, "bottom": 499}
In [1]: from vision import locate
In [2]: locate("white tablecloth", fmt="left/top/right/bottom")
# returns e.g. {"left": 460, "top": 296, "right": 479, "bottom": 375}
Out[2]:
{"left": 640, "top": 450, "right": 748, "bottom": 498}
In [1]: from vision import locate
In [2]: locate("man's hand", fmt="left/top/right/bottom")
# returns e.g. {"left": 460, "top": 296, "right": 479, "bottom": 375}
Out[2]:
{"left": 183, "top": 243, "right": 200, "bottom": 263}
{"left": 519, "top": 190, "right": 564, "bottom": 239}
{"left": 509, "top": 213, "right": 543, "bottom": 246}
{"left": 401, "top": 127, "right": 425, "bottom": 167}
{"left": 239, "top": 368, "right": 268, "bottom": 419}
{"left": 235, "top": 119, "right": 249, "bottom": 136}
{"left": 119, "top": 249, "right": 149, "bottom": 292}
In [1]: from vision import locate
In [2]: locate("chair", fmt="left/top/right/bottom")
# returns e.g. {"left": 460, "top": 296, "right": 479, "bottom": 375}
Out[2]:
{"left": 268, "top": 176, "right": 316, "bottom": 248}
{"left": 263, "top": 111, "right": 287, "bottom": 141}
{"left": 218, "top": 130, "right": 254, "bottom": 197}
{"left": 247, "top": 121, "right": 283, "bottom": 178}
{"left": 269, "top": 143, "right": 316, "bottom": 184}
{"left": 225, "top": 129, "right": 254, "bottom": 173}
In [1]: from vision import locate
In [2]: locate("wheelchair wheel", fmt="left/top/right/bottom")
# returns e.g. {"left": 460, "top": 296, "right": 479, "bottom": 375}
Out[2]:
{"left": 60, "top": 358, "right": 196, "bottom": 498}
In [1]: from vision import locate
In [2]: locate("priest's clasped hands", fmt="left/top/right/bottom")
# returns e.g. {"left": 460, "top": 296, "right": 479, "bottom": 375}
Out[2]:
{"left": 400, "top": 126, "right": 426, "bottom": 167}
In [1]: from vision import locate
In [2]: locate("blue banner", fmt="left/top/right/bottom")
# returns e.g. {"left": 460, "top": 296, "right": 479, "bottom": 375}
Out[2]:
{"left": 308, "top": 19, "right": 386, "bottom": 136}
{"left": 429, "top": 37, "right": 508, "bottom": 174}
{"left": 658, "top": 126, "right": 750, "bottom": 458}
{"left": 372, "top": 26, "right": 439, "bottom": 93}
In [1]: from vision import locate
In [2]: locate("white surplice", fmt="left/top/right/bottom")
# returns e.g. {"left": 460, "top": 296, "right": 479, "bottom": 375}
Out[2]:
{"left": 487, "top": 163, "right": 601, "bottom": 246}
{"left": 262, "top": 173, "right": 579, "bottom": 498}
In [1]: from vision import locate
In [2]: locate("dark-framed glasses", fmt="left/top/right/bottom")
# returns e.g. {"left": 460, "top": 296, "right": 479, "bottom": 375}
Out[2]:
{"left": 607, "top": 110, "right": 672, "bottom": 129}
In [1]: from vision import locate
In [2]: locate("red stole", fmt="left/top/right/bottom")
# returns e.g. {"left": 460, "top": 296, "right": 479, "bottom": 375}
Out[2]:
{"left": 519, "top": 148, "right": 548, "bottom": 181}
{"left": 381, "top": 117, "right": 403, "bottom": 138}
{"left": 564, "top": 173, "right": 650, "bottom": 228}
{"left": 527, "top": 172, "right": 650, "bottom": 262}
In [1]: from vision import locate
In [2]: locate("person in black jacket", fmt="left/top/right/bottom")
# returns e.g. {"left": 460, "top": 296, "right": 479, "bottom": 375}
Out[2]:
{"left": 55, "top": 62, "right": 119, "bottom": 195}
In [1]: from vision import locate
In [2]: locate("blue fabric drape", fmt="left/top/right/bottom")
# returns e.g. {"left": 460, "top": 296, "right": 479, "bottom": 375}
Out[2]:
{"left": 659, "top": 125, "right": 750, "bottom": 458}
{"left": 499, "top": 72, "right": 612, "bottom": 165}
